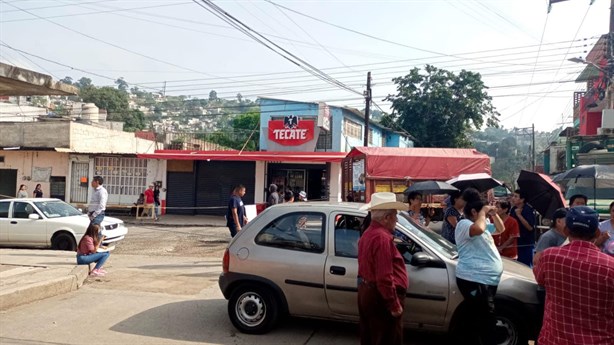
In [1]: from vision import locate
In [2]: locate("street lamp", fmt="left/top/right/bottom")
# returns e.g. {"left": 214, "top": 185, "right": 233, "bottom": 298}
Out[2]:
{"left": 567, "top": 57, "right": 607, "bottom": 73}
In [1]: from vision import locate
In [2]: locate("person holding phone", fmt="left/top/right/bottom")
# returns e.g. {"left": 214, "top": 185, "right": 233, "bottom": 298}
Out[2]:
{"left": 76, "top": 224, "right": 110, "bottom": 277}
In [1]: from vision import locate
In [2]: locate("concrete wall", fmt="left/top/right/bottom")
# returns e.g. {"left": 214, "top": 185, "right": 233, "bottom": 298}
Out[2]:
{"left": 70, "top": 122, "right": 155, "bottom": 154}
{"left": 0, "top": 150, "right": 68, "bottom": 198}
{"left": 0, "top": 122, "right": 71, "bottom": 148}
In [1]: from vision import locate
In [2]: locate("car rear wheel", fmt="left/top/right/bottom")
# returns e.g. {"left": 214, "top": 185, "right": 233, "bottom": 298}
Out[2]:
{"left": 51, "top": 232, "right": 76, "bottom": 251}
{"left": 228, "top": 284, "right": 279, "bottom": 334}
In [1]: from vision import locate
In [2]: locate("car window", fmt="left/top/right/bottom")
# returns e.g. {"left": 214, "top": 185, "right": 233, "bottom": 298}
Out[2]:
{"left": 12, "top": 202, "right": 34, "bottom": 219}
{"left": 334, "top": 214, "right": 364, "bottom": 258}
{"left": 0, "top": 202, "right": 9, "bottom": 218}
{"left": 255, "top": 212, "right": 325, "bottom": 253}
{"left": 396, "top": 213, "right": 458, "bottom": 259}
{"left": 34, "top": 200, "right": 82, "bottom": 218}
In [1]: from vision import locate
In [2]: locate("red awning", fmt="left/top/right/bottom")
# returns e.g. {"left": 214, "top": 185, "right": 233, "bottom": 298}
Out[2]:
{"left": 137, "top": 150, "right": 347, "bottom": 163}
{"left": 346, "top": 146, "right": 491, "bottom": 180}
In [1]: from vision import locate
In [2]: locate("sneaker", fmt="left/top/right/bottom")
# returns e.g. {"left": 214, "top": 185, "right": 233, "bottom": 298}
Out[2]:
{"left": 89, "top": 269, "right": 105, "bottom": 277}
{"left": 98, "top": 268, "right": 108, "bottom": 274}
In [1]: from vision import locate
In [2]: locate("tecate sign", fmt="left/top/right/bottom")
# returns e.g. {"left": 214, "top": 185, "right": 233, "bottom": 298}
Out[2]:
{"left": 268, "top": 116, "right": 315, "bottom": 146}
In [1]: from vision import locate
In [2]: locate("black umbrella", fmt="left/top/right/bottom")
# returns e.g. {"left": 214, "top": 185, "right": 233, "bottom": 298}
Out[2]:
{"left": 446, "top": 173, "right": 503, "bottom": 192}
{"left": 403, "top": 181, "right": 459, "bottom": 195}
{"left": 517, "top": 170, "right": 567, "bottom": 219}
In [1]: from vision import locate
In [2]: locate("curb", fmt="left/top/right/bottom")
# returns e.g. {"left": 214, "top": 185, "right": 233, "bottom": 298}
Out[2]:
{"left": 0, "top": 265, "right": 88, "bottom": 311}
{"left": 122, "top": 221, "right": 225, "bottom": 228}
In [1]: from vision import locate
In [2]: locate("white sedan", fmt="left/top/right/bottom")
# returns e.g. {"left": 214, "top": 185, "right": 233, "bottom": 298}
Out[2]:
{"left": 0, "top": 198, "right": 128, "bottom": 251}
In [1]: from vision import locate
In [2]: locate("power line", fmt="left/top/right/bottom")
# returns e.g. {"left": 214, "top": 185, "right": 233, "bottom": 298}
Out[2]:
{"left": 191, "top": 0, "right": 362, "bottom": 97}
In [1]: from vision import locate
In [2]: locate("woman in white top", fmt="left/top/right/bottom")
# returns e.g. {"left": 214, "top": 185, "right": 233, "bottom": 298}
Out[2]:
{"left": 16, "top": 184, "right": 28, "bottom": 198}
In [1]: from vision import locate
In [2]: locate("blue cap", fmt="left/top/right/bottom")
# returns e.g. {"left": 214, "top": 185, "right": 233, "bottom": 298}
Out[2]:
{"left": 565, "top": 206, "right": 599, "bottom": 234}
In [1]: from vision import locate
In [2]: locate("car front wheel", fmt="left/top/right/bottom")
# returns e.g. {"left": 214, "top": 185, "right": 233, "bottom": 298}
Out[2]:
{"left": 51, "top": 232, "right": 76, "bottom": 251}
{"left": 228, "top": 284, "right": 279, "bottom": 334}
{"left": 494, "top": 304, "right": 529, "bottom": 345}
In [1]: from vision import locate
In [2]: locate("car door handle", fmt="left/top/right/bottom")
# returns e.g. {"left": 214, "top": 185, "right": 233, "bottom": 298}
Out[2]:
{"left": 330, "top": 266, "right": 346, "bottom": 275}
{"left": 10, "top": 221, "right": 17, "bottom": 224}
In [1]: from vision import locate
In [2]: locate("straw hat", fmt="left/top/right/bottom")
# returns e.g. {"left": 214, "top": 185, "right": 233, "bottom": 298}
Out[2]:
{"left": 359, "top": 192, "right": 408, "bottom": 211}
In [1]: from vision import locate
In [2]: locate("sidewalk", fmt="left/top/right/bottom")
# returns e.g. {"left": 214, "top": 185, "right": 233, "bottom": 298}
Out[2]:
{"left": 0, "top": 214, "right": 228, "bottom": 311}
{"left": 0, "top": 249, "right": 88, "bottom": 311}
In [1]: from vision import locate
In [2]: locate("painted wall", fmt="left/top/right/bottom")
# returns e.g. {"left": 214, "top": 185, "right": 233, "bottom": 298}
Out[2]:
{"left": 0, "top": 151, "right": 68, "bottom": 198}
{"left": 259, "top": 99, "right": 319, "bottom": 151}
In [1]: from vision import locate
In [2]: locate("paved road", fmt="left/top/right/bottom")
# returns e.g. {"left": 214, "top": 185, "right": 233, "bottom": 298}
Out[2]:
{"left": 0, "top": 224, "right": 450, "bottom": 345}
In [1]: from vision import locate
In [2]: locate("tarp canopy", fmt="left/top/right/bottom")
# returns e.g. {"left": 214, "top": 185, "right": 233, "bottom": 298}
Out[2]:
{"left": 345, "top": 147, "right": 491, "bottom": 180}
{"left": 138, "top": 150, "right": 347, "bottom": 163}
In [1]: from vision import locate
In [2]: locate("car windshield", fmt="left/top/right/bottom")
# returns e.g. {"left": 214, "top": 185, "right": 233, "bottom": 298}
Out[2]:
{"left": 34, "top": 201, "right": 83, "bottom": 218}
{"left": 396, "top": 214, "right": 458, "bottom": 259}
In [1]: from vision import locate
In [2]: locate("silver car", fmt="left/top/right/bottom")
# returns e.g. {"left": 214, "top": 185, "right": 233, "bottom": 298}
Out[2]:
{"left": 219, "top": 202, "right": 541, "bottom": 345}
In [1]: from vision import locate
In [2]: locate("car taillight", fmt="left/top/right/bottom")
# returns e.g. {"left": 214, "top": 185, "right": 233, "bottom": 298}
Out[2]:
{"left": 222, "top": 248, "right": 229, "bottom": 273}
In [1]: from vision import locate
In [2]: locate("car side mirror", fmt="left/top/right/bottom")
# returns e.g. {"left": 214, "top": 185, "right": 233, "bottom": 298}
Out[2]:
{"left": 28, "top": 213, "right": 41, "bottom": 220}
{"left": 410, "top": 252, "right": 445, "bottom": 268}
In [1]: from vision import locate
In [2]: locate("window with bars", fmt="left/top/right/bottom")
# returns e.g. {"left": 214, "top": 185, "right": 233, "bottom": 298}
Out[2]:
{"left": 344, "top": 119, "right": 362, "bottom": 139}
{"left": 316, "top": 129, "right": 332, "bottom": 150}
{"left": 368, "top": 128, "right": 381, "bottom": 146}
{"left": 94, "top": 157, "right": 148, "bottom": 196}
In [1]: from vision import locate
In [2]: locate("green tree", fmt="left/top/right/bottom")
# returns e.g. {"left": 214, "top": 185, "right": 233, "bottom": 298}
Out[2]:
{"left": 60, "top": 76, "right": 73, "bottom": 85}
{"left": 80, "top": 86, "right": 145, "bottom": 131}
{"left": 204, "top": 112, "right": 260, "bottom": 150}
{"left": 384, "top": 65, "right": 499, "bottom": 147}
{"left": 74, "top": 77, "right": 93, "bottom": 90}
{"left": 115, "top": 77, "right": 129, "bottom": 92}
{"left": 209, "top": 90, "right": 218, "bottom": 101}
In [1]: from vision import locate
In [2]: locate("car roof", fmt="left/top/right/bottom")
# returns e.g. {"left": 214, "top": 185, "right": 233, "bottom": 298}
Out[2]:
{"left": 0, "top": 198, "right": 61, "bottom": 202}
{"left": 271, "top": 201, "right": 365, "bottom": 211}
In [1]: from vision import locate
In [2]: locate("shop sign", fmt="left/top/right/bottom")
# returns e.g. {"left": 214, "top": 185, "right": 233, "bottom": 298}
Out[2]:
{"left": 268, "top": 116, "right": 315, "bottom": 146}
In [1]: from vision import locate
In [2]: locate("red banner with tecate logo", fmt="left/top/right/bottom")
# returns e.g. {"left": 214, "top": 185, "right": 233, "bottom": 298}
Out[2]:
{"left": 268, "top": 119, "right": 315, "bottom": 146}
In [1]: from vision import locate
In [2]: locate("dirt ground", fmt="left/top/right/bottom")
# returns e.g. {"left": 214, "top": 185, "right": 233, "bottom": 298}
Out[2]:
{"left": 83, "top": 225, "right": 231, "bottom": 295}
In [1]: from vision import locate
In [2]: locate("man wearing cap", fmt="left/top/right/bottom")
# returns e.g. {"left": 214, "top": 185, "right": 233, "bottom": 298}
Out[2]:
{"left": 533, "top": 206, "right": 614, "bottom": 345}
{"left": 533, "top": 208, "right": 568, "bottom": 268}
{"left": 357, "top": 192, "right": 408, "bottom": 345}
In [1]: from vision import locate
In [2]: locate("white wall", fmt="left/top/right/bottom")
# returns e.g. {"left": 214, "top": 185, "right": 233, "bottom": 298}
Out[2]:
{"left": 70, "top": 122, "right": 155, "bottom": 154}
{"left": 255, "top": 161, "right": 266, "bottom": 203}
{"left": 329, "top": 162, "right": 342, "bottom": 202}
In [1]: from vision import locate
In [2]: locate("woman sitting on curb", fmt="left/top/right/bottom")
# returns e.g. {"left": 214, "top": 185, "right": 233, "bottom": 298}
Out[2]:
{"left": 76, "top": 224, "right": 110, "bottom": 277}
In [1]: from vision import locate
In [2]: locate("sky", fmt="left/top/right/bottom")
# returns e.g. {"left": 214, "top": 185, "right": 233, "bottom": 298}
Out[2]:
{"left": 0, "top": 0, "right": 611, "bottom": 132}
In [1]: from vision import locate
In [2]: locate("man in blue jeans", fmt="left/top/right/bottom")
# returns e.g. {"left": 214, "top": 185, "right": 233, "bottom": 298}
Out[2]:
{"left": 88, "top": 176, "right": 108, "bottom": 226}
{"left": 510, "top": 189, "right": 536, "bottom": 267}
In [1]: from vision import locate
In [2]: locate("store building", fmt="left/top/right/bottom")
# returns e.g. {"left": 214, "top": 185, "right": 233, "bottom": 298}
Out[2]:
{"left": 140, "top": 97, "right": 413, "bottom": 215}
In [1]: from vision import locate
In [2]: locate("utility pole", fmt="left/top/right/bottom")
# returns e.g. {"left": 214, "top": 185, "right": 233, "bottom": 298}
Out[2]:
{"left": 163, "top": 81, "right": 167, "bottom": 98}
{"left": 532, "top": 123, "right": 536, "bottom": 171}
{"left": 363, "top": 72, "right": 372, "bottom": 147}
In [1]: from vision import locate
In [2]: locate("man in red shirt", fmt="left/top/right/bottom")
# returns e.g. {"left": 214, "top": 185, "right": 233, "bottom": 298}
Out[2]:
{"left": 357, "top": 192, "right": 409, "bottom": 345}
{"left": 493, "top": 200, "right": 520, "bottom": 259}
{"left": 534, "top": 206, "right": 614, "bottom": 345}
{"left": 143, "top": 183, "right": 157, "bottom": 220}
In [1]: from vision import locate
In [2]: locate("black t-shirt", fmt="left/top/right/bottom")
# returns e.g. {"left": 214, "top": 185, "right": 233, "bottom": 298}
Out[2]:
{"left": 226, "top": 195, "right": 245, "bottom": 228}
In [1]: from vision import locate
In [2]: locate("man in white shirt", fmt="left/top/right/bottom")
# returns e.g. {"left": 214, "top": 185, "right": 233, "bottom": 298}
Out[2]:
{"left": 88, "top": 176, "right": 108, "bottom": 225}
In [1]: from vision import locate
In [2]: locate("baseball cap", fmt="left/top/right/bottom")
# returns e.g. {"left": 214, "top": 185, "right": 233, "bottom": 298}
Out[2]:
{"left": 551, "top": 208, "right": 567, "bottom": 221}
{"left": 299, "top": 191, "right": 307, "bottom": 198}
{"left": 565, "top": 206, "right": 599, "bottom": 234}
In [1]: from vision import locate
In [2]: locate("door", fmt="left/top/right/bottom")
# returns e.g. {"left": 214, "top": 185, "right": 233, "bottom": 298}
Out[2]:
{"left": 394, "top": 228, "right": 450, "bottom": 327}
{"left": 70, "top": 162, "right": 89, "bottom": 203}
{"left": 166, "top": 172, "right": 195, "bottom": 215}
{"left": 324, "top": 212, "right": 364, "bottom": 316}
{"left": 0, "top": 201, "right": 10, "bottom": 243}
{"left": 50, "top": 176, "right": 66, "bottom": 200}
{"left": 195, "top": 161, "right": 255, "bottom": 216}
{"left": 0, "top": 169, "right": 17, "bottom": 199}
{"left": 8, "top": 201, "right": 47, "bottom": 245}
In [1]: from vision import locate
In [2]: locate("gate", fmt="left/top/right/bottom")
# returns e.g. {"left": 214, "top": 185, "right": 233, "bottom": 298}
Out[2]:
{"left": 70, "top": 162, "right": 89, "bottom": 203}
{"left": 0, "top": 169, "right": 17, "bottom": 199}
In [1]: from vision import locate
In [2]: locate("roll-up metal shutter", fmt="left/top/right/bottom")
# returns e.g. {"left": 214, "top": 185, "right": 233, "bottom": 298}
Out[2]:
{"left": 166, "top": 172, "right": 196, "bottom": 215}
{"left": 195, "top": 161, "right": 255, "bottom": 216}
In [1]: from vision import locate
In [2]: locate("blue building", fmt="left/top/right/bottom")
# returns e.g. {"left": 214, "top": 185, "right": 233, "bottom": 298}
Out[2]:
{"left": 258, "top": 97, "right": 412, "bottom": 202}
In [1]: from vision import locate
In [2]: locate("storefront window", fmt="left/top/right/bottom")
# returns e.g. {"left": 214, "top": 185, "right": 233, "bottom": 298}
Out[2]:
{"left": 94, "top": 157, "right": 147, "bottom": 196}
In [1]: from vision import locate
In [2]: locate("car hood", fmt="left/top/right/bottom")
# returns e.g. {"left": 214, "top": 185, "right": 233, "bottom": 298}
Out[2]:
{"left": 501, "top": 257, "right": 535, "bottom": 282}
{"left": 498, "top": 258, "right": 539, "bottom": 304}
